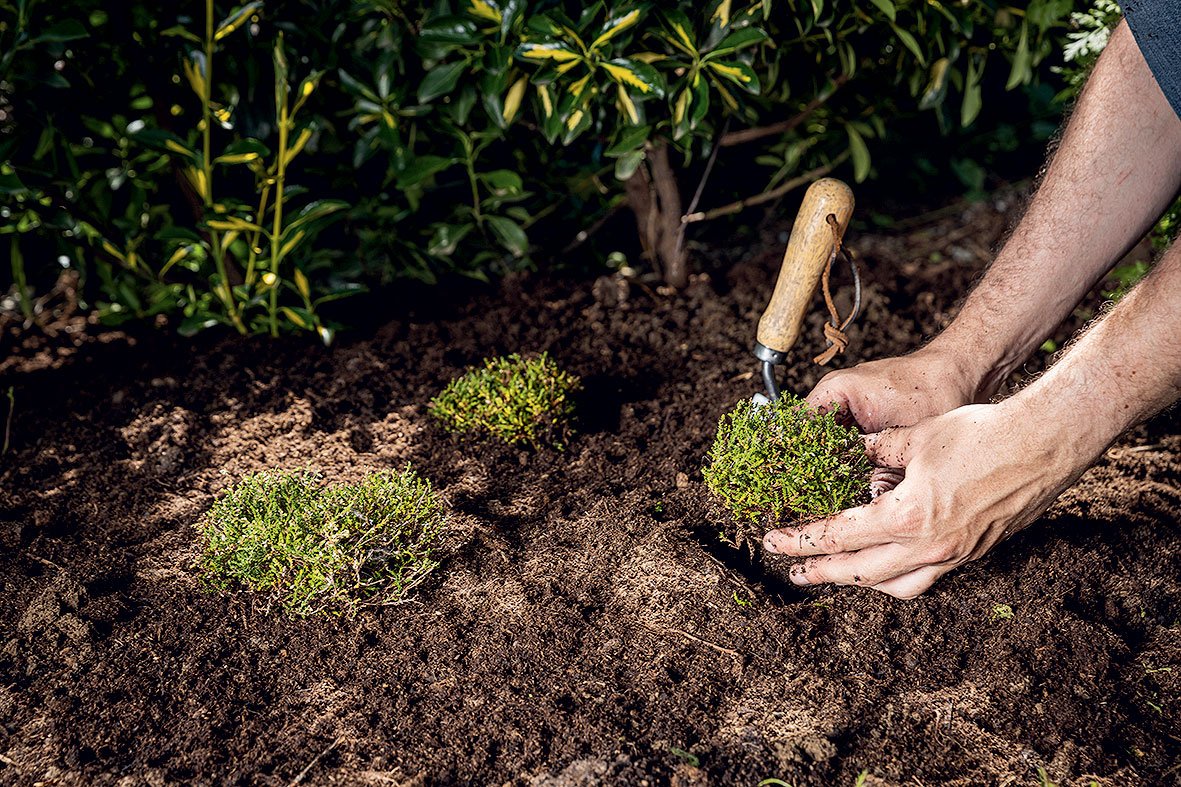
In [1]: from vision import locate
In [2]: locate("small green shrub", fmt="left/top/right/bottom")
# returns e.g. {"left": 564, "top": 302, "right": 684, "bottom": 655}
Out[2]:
{"left": 4, "top": 0, "right": 1084, "bottom": 332}
{"left": 990, "top": 603, "right": 1015, "bottom": 621}
{"left": 429, "top": 352, "right": 581, "bottom": 448}
{"left": 704, "top": 394, "right": 870, "bottom": 525}
{"left": 198, "top": 468, "right": 446, "bottom": 616}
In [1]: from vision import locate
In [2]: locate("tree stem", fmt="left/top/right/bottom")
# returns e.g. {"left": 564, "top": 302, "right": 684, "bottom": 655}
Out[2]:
{"left": 682, "top": 152, "right": 849, "bottom": 225}
{"left": 719, "top": 75, "right": 849, "bottom": 148}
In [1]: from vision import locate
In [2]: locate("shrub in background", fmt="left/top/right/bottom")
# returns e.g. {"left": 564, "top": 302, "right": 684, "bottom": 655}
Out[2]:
{"left": 198, "top": 468, "right": 446, "bottom": 616}
{"left": 2, "top": 0, "right": 1089, "bottom": 337}
{"left": 704, "top": 393, "right": 870, "bottom": 525}
{"left": 429, "top": 352, "right": 581, "bottom": 448}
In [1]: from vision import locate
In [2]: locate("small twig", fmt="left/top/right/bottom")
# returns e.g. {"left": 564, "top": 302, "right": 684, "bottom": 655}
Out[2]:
{"left": 683, "top": 152, "right": 850, "bottom": 225}
{"left": 2, "top": 386, "right": 13, "bottom": 456}
{"left": 676, "top": 119, "right": 731, "bottom": 259}
{"left": 562, "top": 198, "right": 628, "bottom": 255}
{"left": 684, "top": 119, "right": 731, "bottom": 221}
{"left": 642, "top": 621, "right": 741, "bottom": 659}
{"left": 1107, "top": 444, "right": 1162, "bottom": 460}
{"left": 287, "top": 738, "right": 340, "bottom": 787}
{"left": 719, "top": 75, "right": 849, "bottom": 148}
{"left": 27, "top": 554, "right": 63, "bottom": 571}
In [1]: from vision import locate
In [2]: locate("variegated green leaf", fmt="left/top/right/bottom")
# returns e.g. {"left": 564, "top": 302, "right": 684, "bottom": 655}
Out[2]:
{"left": 662, "top": 9, "right": 698, "bottom": 55}
{"left": 516, "top": 42, "right": 582, "bottom": 63}
{"left": 616, "top": 85, "right": 642, "bottom": 125}
{"left": 285, "top": 200, "right": 348, "bottom": 235}
{"left": 710, "top": 0, "right": 733, "bottom": 29}
{"left": 601, "top": 58, "right": 665, "bottom": 98}
{"left": 919, "top": 57, "right": 950, "bottom": 110}
{"left": 707, "top": 59, "right": 760, "bottom": 94}
{"left": 132, "top": 129, "right": 198, "bottom": 160}
{"left": 590, "top": 7, "right": 643, "bottom": 51}
{"left": 469, "top": 0, "right": 502, "bottom": 24}
{"left": 277, "top": 229, "right": 306, "bottom": 260}
{"left": 704, "top": 27, "right": 766, "bottom": 58}
{"left": 214, "top": 1, "right": 263, "bottom": 42}
{"left": 208, "top": 216, "right": 266, "bottom": 233}
{"left": 502, "top": 76, "right": 528, "bottom": 122}
{"left": 182, "top": 51, "right": 206, "bottom": 100}
{"left": 690, "top": 69, "right": 710, "bottom": 126}
{"left": 671, "top": 85, "right": 692, "bottom": 139}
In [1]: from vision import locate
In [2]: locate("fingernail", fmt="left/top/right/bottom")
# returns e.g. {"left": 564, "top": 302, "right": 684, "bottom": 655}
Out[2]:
{"left": 789, "top": 570, "right": 810, "bottom": 586}
{"left": 763, "top": 532, "right": 783, "bottom": 553}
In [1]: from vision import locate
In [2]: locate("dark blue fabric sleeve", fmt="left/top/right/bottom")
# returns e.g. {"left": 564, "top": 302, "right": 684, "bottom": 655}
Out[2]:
{"left": 1124, "top": 2, "right": 1181, "bottom": 119}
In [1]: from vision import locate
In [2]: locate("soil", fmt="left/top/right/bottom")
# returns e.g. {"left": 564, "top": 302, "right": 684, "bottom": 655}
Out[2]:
{"left": 2, "top": 191, "right": 1180, "bottom": 787}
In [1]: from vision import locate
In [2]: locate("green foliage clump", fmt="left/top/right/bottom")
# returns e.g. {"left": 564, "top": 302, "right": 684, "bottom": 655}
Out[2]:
{"left": 429, "top": 352, "right": 581, "bottom": 448}
{"left": 1102, "top": 260, "right": 1150, "bottom": 303}
{"left": 704, "top": 394, "right": 870, "bottom": 525}
{"left": 1059, "top": 0, "right": 1123, "bottom": 98}
{"left": 198, "top": 468, "right": 446, "bottom": 616}
{"left": 2, "top": 0, "right": 1085, "bottom": 335}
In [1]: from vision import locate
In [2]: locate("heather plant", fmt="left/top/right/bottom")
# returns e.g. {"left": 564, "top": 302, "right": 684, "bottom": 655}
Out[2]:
{"left": 429, "top": 352, "right": 581, "bottom": 448}
{"left": 198, "top": 468, "right": 446, "bottom": 616}
{"left": 704, "top": 393, "right": 870, "bottom": 525}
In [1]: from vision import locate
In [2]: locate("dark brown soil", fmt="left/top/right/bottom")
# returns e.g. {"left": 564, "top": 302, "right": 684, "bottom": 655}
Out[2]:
{"left": 2, "top": 193, "right": 1179, "bottom": 787}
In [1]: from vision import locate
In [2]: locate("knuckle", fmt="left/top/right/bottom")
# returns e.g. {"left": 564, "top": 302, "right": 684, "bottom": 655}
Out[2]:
{"left": 816, "top": 527, "right": 842, "bottom": 553}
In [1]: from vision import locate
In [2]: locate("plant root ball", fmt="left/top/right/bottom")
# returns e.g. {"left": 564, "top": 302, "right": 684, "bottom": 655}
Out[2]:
{"left": 703, "top": 393, "right": 871, "bottom": 550}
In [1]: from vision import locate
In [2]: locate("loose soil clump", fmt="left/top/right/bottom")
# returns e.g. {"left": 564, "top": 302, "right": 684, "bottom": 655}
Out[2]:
{"left": 2, "top": 193, "right": 1179, "bottom": 786}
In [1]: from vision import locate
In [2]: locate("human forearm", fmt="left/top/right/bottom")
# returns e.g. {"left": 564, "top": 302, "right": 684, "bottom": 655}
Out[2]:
{"left": 932, "top": 20, "right": 1181, "bottom": 398}
{"left": 1009, "top": 236, "right": 1181, "bottom": 455}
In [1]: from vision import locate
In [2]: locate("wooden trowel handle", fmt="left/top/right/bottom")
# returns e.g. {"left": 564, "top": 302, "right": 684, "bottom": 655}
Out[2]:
{"left": 756, "top": 178, "right": 854, "bottom": 354}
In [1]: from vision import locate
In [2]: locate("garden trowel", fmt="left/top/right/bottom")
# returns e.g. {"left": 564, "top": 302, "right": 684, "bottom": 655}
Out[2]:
{"left": 752, "top": 177, "right": 860, "bottom": 406}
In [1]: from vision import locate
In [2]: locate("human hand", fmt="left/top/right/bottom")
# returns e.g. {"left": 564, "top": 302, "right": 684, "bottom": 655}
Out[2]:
{"left": 763, "top": 398, "right": 1102, "bottom": 599}
{"left": 806, "top": 346, "right": 983, "bottom": 433}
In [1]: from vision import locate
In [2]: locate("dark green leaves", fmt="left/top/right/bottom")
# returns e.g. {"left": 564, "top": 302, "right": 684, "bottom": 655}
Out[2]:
{"left": 1006, "top": 23, "right": 1032, "bottom": 90}
{"left": 417, "top": 60, "right": 468, "bottom": 103}
{"left": 2, "top": 0, "right": 1079, "bottom": 342}
{"left": 34, "top": 19, "right": 89, "bottom": 43}
{"left": 420, "top": 15, "right": 482, "bottom": 48}
{"left": 962, "top": 53, "right": 985, "bottom": 127}
{"left": 868, "top": 0, "right": 896, "bottom": 22}
{"left": 485, "top": 215, "right": 527, "bottom": 257}
{"left": 845, "top": 124, "right": 871, "bottom": 183}
{"left": 706, "top": 26, "right": 766, "bottom": 58}
{"left": 396, "top": 155, "right": 457, "bottom": 189}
